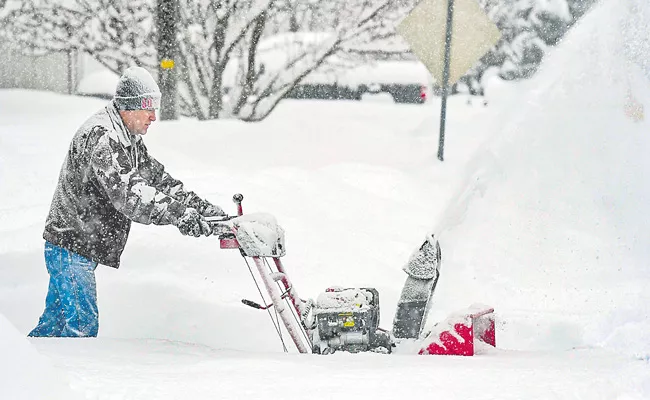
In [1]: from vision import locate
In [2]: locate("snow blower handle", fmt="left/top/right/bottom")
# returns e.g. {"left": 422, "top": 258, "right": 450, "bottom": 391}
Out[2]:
{"left": 233, "top": 193, "right": 244, "bottom": 216}
{"left": 203, "top": 215, "right": 237, "bottom": 223}
{"left": 204, "top": 193, "right": 243, "bottom": 224}
{"left": 205, "top": 193, "right": 243, "bottom": 239}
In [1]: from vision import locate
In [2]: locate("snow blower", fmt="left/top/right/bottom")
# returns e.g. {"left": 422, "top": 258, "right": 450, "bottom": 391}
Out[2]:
{"left": 209, "top": 194, "right": 495, "bottom": 356}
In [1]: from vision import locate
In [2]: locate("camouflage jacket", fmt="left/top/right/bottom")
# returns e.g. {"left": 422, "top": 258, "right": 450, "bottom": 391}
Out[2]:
{"left": 43, "top": 101, "right": 211, "bottom": 268}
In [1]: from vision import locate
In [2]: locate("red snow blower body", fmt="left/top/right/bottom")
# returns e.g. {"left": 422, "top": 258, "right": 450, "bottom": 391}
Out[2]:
{"left": 210, "top": 194, "right": 496, "bottom": 356}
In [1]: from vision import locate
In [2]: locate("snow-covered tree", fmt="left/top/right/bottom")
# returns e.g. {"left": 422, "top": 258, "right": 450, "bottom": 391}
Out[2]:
{"left": 0, "top": 0, "right": 599, "bottom": 107}
{"left": 452, "top": 0, "right": 594, "bottom": 94}
{"left": 0, "top": 0, "right": 413, "bottom": 121}
{"left": 565, "top": 0, "right": 598, "bottom": 21}
{"left": 0, "top": 1, "right": 155, "bottom": 68}
{"left": 477, "top": 0, "right": 571, "bottom": 81}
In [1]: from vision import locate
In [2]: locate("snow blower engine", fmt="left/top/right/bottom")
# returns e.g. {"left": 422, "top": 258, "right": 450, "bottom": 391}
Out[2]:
{"left": 310, "top": 287, "right": 391, "bottom": 354}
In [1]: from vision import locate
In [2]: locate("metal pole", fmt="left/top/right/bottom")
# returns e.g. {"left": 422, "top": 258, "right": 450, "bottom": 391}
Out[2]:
{"left": 156, "top": 0, "right": 179, "bottom": 120}
{"left": 67, "top": 49, "right": 74, "bottom": 95}
{"left": 64, "top": 22, "right": 75, "bottom": 95}
{"left": 438, "top": 0, "right": 455, "bottom": 162}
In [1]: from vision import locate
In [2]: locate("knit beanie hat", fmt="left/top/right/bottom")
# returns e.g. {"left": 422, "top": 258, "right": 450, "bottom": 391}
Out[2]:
{"left": 113, "top": 66, "right": 162, "bottom": 110}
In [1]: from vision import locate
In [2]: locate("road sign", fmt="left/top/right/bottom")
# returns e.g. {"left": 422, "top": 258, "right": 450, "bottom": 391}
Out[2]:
{"left": 397, "top": 0, "right": 501, "bottom": 161}
{"left": 397, "top": 0, "right": 501, "bottom": 86}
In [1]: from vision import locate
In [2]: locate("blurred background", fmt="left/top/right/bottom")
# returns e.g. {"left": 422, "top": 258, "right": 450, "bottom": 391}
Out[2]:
{"left": 0, "top": 0, "right": 596, "bottom": 121}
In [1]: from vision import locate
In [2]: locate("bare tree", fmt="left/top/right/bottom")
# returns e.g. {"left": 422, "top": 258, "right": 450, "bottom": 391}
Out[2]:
{"left": 0, "top": 1, "right": 156, "bottom": 70}
{"left": 174, "top": 0, "right": 278, "bottom": 119}
{"left": 238, "top": 0, "right": 410, "bottom": 121}
{"left": 1, "top": 0, "right": 413, "bottom": 121}
{"left": 175, "top": 0, "right": 413, "bottom": 121}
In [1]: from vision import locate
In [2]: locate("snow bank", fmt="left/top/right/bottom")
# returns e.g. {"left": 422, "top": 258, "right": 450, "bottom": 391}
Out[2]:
{"left": 585, "top": 307, "right": 650, "bottom": 361}
{"left": 0, "top": 314, "right": 81, "bottom": 399}
{"left": 434, "top": 0, "right": 650, "bottom": 355}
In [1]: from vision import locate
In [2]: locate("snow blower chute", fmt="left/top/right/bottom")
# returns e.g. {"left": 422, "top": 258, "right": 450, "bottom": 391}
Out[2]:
{"left": 209, "top": 194, "right": 496, "bottom": 356}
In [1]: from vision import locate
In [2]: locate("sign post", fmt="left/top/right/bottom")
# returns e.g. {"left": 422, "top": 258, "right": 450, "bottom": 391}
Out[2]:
{"left": 438, "top": 0, "right": 455, "bottom": 161}
{"left": 397, "top": 0, "right": 502, "bottom": 161}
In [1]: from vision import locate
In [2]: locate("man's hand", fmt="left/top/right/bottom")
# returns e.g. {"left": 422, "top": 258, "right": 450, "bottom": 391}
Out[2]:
{"left": 202, "top": 202, "right": 227, "bottom": 218}
{"left": 176, "top": 208, "right": 212, "bottom": 237}
{"left": 211, "top": 219, "right": 236, "bottom": 237}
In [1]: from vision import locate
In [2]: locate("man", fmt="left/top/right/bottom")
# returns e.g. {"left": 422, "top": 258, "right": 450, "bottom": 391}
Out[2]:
{"left": 29, "top": 66, "right": 225, "bottom": 338}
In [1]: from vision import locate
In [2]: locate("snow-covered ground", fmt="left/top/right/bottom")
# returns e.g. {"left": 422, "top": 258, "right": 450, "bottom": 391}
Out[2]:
{"left": 1, "top": 0, "right": 650, "bottom": 398}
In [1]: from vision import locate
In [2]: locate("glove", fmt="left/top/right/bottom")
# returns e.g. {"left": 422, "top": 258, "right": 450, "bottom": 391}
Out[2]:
{"left": 176, "top": 208, "right": 212, "bottom": 237}
{"left": 201, "top": 202, "right": 227, "bottom": 218}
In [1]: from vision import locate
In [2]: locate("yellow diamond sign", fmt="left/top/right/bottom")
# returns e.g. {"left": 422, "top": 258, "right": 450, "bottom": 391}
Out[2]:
{"left": 397, "top": 0, "right": 502, "bottom": 85}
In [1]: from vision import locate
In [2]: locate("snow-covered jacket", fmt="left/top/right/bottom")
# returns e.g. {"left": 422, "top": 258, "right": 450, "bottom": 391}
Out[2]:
{"left": 43, "top": 102, "right": 211, "bottom": 268}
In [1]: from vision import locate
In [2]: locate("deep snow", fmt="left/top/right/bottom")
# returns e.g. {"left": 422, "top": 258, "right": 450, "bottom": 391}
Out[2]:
{"left": 1, "top": 0, "right": 649, "bottom": 398}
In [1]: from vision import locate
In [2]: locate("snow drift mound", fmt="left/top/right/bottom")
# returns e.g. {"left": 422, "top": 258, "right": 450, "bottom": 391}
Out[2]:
{"left": 0, "top": 313, "right": 82, "bottom": 399}
{"left": 432, "top": 0, "right": 650, "bottom": 355}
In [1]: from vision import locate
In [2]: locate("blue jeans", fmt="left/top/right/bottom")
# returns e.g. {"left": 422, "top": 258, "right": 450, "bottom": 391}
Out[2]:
{"left": 28, "top": 242, "right": 99, "bottom": 337}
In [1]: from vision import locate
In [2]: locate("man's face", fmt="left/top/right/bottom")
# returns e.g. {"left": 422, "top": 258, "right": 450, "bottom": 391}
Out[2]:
{"left": 119, "top": 109, "right": 157, "bottom": 135}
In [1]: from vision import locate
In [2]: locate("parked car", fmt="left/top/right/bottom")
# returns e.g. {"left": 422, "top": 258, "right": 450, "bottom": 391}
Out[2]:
{"left": 287, "top": 59, "right": 433, "bottom": 104}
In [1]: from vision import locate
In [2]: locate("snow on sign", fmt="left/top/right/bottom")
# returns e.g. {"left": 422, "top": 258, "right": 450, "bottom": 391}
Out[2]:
{"left": 397, "top": 0, "right": 501, "bottom": 86}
